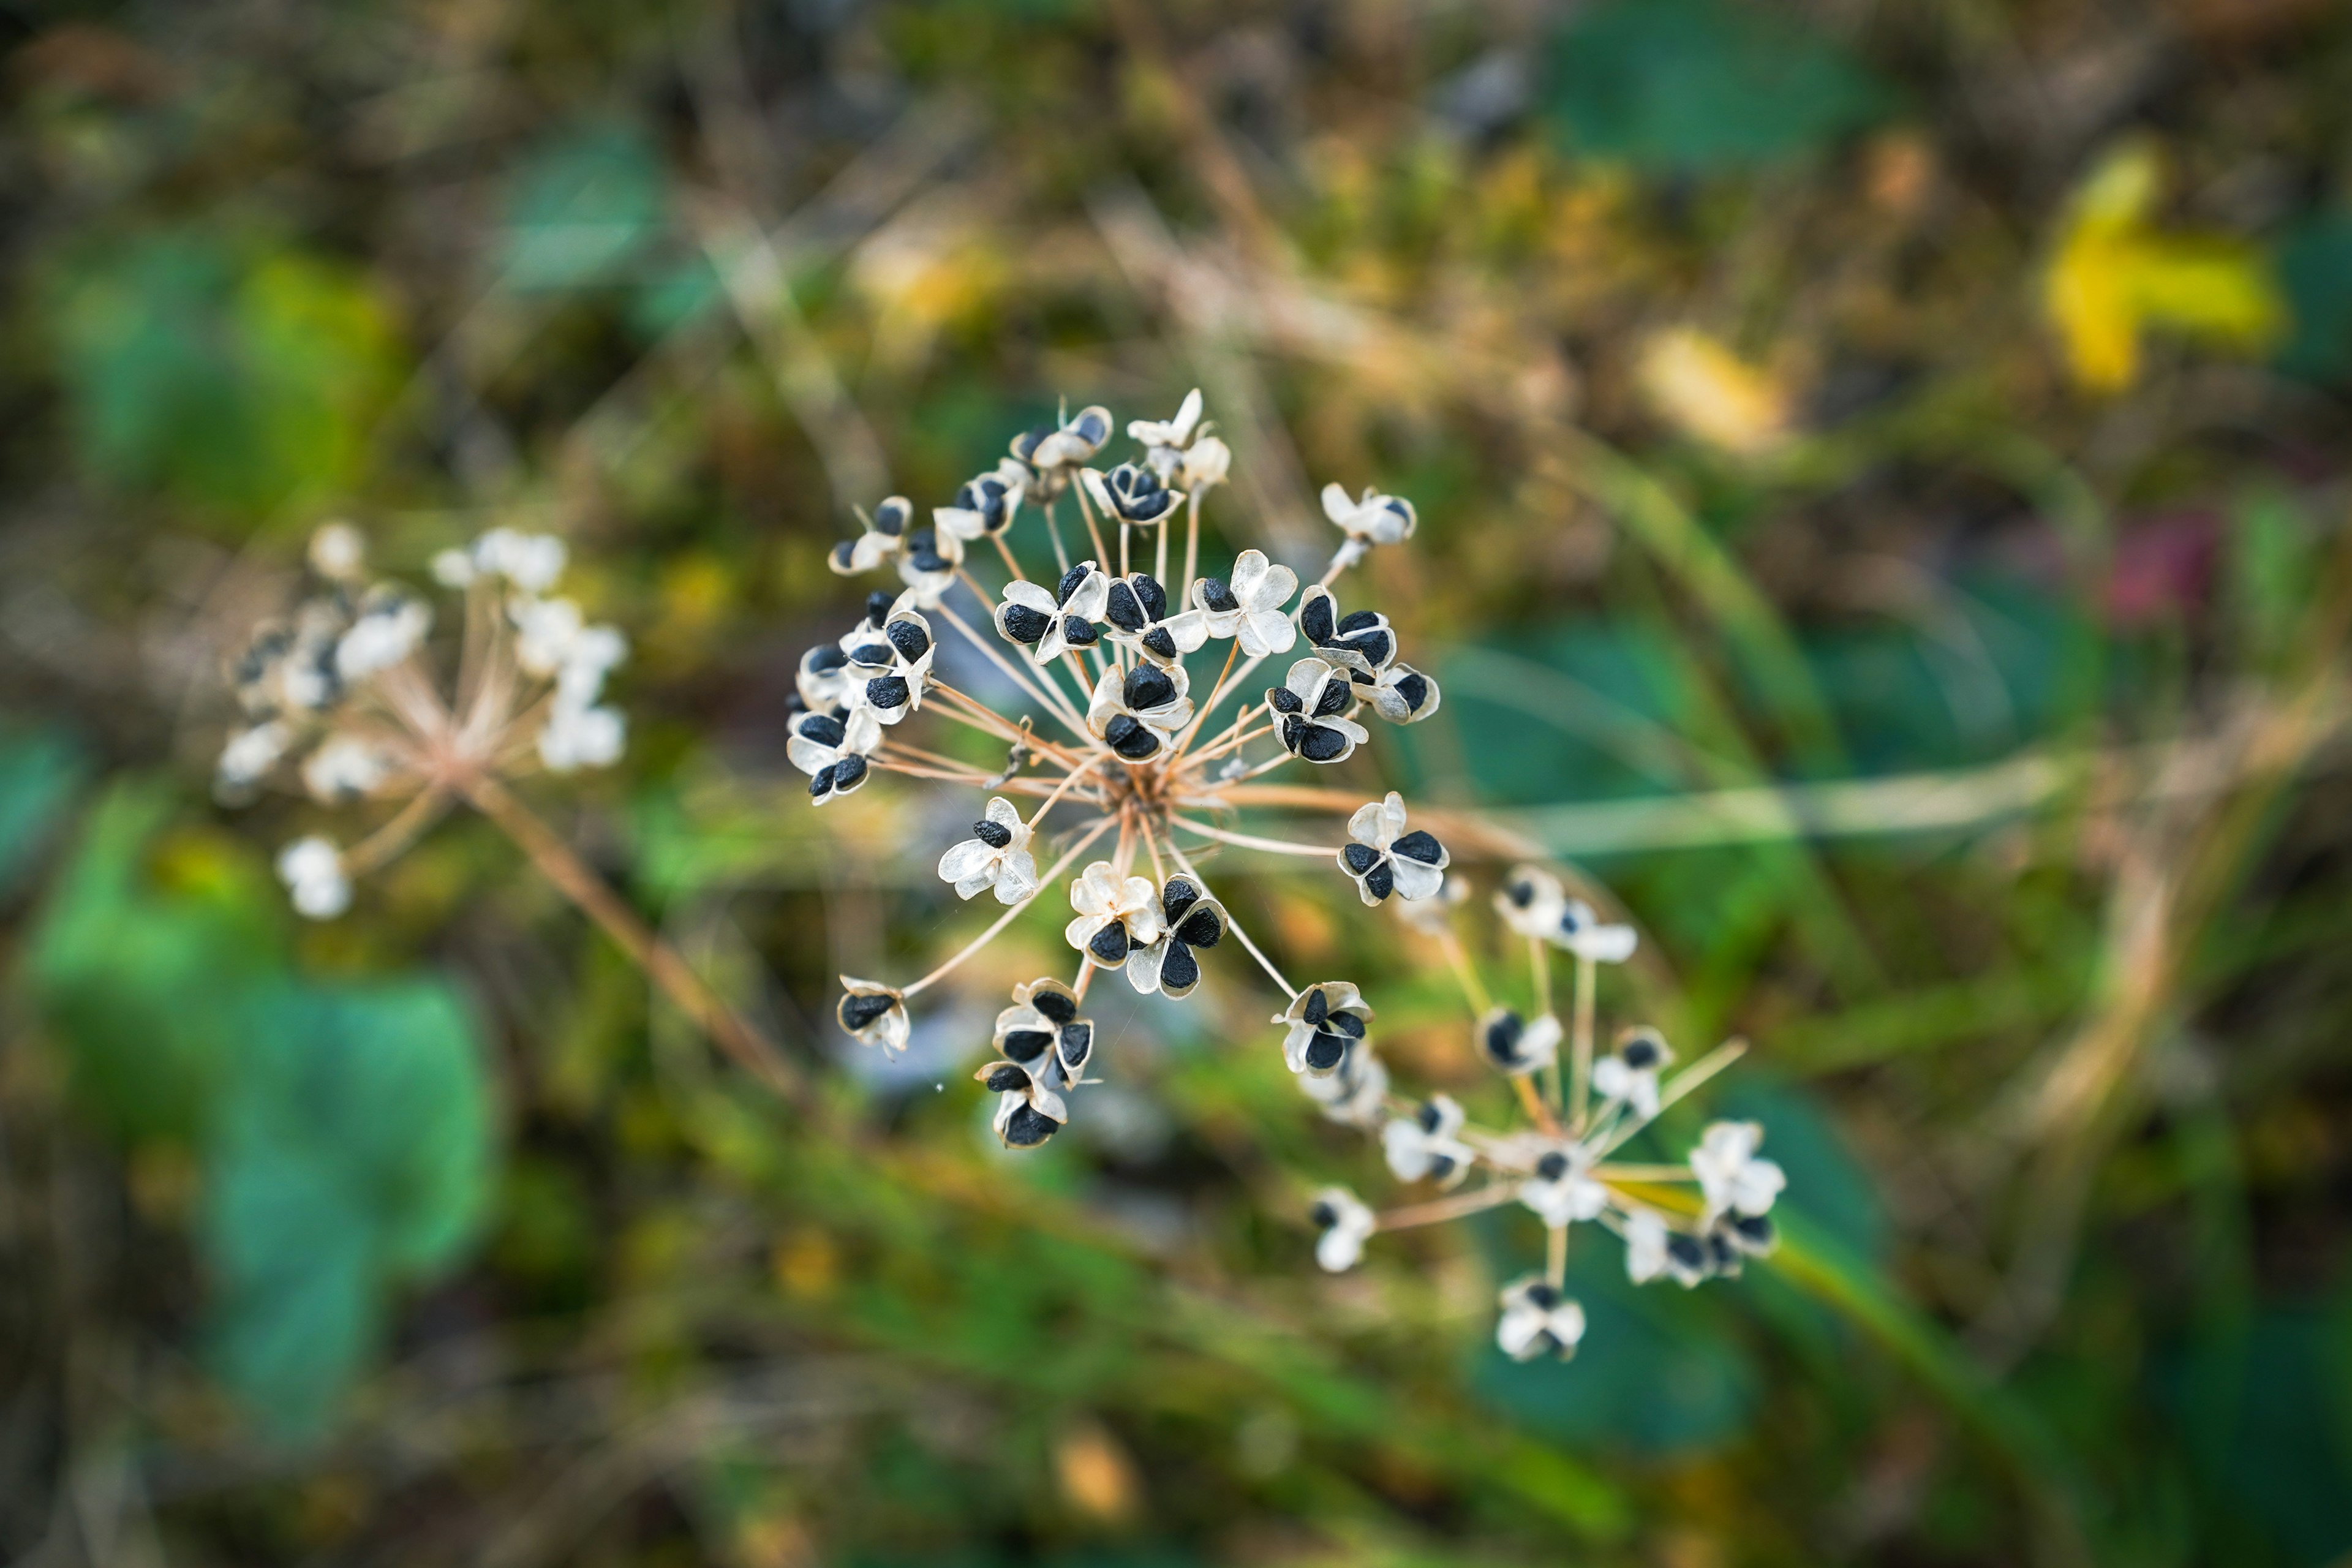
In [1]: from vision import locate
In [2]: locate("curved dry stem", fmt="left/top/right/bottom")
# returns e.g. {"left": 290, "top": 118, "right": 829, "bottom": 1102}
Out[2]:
{"left": 462, "top": 772, "right": 810, "bottom": 1110}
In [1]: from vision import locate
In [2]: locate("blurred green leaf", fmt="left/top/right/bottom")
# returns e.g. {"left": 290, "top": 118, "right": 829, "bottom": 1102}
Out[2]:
{"left": 26, "top": 783, "right": 494, "bottom": 1438}
{"left": 502, "top": 121, "right": 668, "bottom": 290}
{"left": 0, "top": 715, "right": 88, "bottom": 902}
{"left": 203, "top": 1133, "right": 382, "bottom": 1440}
{"left": 630, "top": 254, "right": 725, "bottom": 338}
{"left": 2274, "top": 210, "right": 2352, "bottom": 385}
{"left": 2158, "top": 1295, "right": 2352, "bottom": 1566}
{"left": 51, "top": 234, "right": 401, "bottom": 515}
{"left": 26, "top": 785, "right": 283, "bottom": 1140}
{"left": 206, "top": 977, "right": 494, "bottom": 1435}
{"left": 1468, "top": 1224, "right": 1762, "bottom": 1455}
{"left": 222, "top": 978, "right": 492, "bottom": 1279}
{"left": 2228, "top": 484, "right": 2318, "bottom": 674}
{"left": 1540, "top": 0, "right": 1895, "bottom": 173}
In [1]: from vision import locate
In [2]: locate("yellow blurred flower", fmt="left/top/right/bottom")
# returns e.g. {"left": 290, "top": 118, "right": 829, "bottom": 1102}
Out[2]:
{"left": 1054, "top": 1420, "right": 1142, "bottom": 1525}
{"left": 1635, "top": 328, "right": 1791, "bottom": 455}
{"left": 849, "top": 195, "right": 1005, "bottom": 371}
{"left": 2043, "top": 141, "right": 2282, "bottom": 393}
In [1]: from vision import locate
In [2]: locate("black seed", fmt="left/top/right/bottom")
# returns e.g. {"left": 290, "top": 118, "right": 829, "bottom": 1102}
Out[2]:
{"left": 796, "top": 712, "right": 846, "bottom": 747}
{"left": 1031, "top": 989, "right": 1076, "bottom": 1023}
{"left": 1133, "top": 575, "right": 1166, "bottom": 620}
{"left": 1415, "top": 1101, "right": 1443, "bottom": 1132}
{"left": 865, "top": 591, "right": 895, "bottom": 624}
{"left": 1536, "top": 1151, "right": 1569, "bottom": 1180}
{"left": 1268, "top": 686, "right": 1303, "bottom": 715}
{"left": 1310, "top": 1200, "right": 1338, "bottom": 1228}
{"left": 1072, "top": 409, "right": 1108, "bottom": 445}
{"left": 1304, "top": 1032, "right": 1347, "bottom": 1071}
{"left": 1349, "top": 668, "right": 1374, "bottom": 687}
{"left": 973, "top": 819, "right": 1013, "bottom": 849}
{"left": 1558, "top": 907, "right": 1586, "bottom": 935}
{"left": 983, "top": 1063, "right": 1030, "bottom": 1092}
{"left": 1732, "top": 1214, "right": 1775, "bottom": 1246}
{"left": 1106, "top": 581, "right": 1145, "bottom": 630}
{"left": 1057, "top": 563, "right": 1091, "bottom": 605}
{"left": 1300, "top": 591, "right": 1334, "bottom": 644}
{"left": 1328, "top": 1009, "right": 1365, "bottom": 1039}
{"left": 1124, "top": 665, "right": 1176, "bottom": 711}
{"left": 1280, "top": 715, "right": 1306, "bottom": 752}
{"left": 1621, "top": 1035, "right": 1660, "bottom": 1069}
{"left": 865, "top": 675, "right": 910, "bottom": 709}
{"left": 1161, "top": 942, "right": 1199, "bottom": 992}
{"left": 1363, "top": 861, "right": 1394, "bottom": 900}
{"left": 1392, "top": 830, "right": 1444, "bottom": 864}
{"left": 1428, "top": 1154, "right": 1457, "bottom": 1182}
{"left": 1059, "top": 1022, "right": 1093, "bottom": 1067}
{"left": 1000, "top": 603, "right": 1050, "bottom": 644}
{"left": 1175, "top": 908, "right": 1222, "bottom": 948}
{"left": 1335, "top": 628, "right": 1393, "bottom": 666}
{"left": 1003, "top": 1028, "right": 1054, "bottom": 1060}
{"left": 1142, "top": 627, "right": 1176, "bottom": 660}
{"left": 1526, "top": 1282, "right": 1559, "bottom": 1308}
{"left": 1393, "top": 671, "right": 1430, "bottom": 711}
{"left": 1312, "top": 679, "right": 1353, "bottom": 718}
{"left": 1485, "top": 1012, "right": 1523, "bottom": 1063}
{"left": 831, "top": 755, "right": 867, "bottom": 791}
{"left": 908, "top": 540, "right": 951, "bottom": 571}
{"left": 1668, "top": 1234, "right": 1708, "bottom": 1270}
{"left": 1298, "top": 723, "right": 1349, "bottom": 762}
{"left": 1302, "top": 989, "right": 1330, "bottom": 1026}
{"left": 1062, "top": 616, "right": 1099, "bottom": 647}
{"left": 1508, "top": 880, "right": 1535, "bottom": 908}
{"left": 849, "top": 643, "right": 892, "bottom": 666}
{"left": 1336, "top": 611, "right": 1380, "bottom": 635}
{"left": 1012, "top": 424, "right": 1050, "bottom": 461}
{"left": 1003, "top": 1102, "right": 1059, "bottom": 1147}
{"left": 1708, "top": 1235, "right": 1739, "bottom": 1270}
{"left": 1341, "top": 843, "right": 1380, "bottom": 875}
{"left": 829, "top": 542, "right": 858, "bottom": 571}
{"left": 810, "top": 765, "right": 837, "bottom": 799}
{"left": 805, "top": 644, "right": 848, "bottom": 673}
{"left": 886, "top": 620, "right": 930, "bottom": 661}
{"left": 1199, "top": 578, "right": 1238, "bottom": 612}
{"left": 839, "top": 992, "right": 895, "bottom": 1030}
{"left": 1162, "top": 877, "right": 1199, "bottom": 923}
{"left": 1104, "top": 715, "right": 1159, "bottom": 759}
{"left": 1088, "top": 922, "right": 1129, "bottom": 963}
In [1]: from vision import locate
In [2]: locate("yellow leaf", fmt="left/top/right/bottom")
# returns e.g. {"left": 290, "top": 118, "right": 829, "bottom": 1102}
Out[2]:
{"left": 2044, "top": 142, "right": 2282, "bottom": 392}
{"left": 1635, "top": 328, "right": 1791, "bottom": 455}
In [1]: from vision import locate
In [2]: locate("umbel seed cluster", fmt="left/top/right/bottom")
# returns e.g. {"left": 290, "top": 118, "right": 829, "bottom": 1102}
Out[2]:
{"left": 217, "top": 522, "right": 628, "bottom": 916}
{"left": 792, "top": 391, "right": 1791, "bottom": 1360}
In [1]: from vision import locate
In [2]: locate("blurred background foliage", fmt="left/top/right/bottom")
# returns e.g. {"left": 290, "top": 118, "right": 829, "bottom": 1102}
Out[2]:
{"left": 3, "top": 0, "right": 2352, "bottom": 1564}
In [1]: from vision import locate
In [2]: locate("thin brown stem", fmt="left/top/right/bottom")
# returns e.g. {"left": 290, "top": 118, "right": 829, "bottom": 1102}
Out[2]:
{"left": 1373, "top": 1184, "right": 1520, "bottom": 1232}
{"left": 1568, "top": 956, "right": 1596, "bottom": 1132}
{"left": 342, "top": 786, "right": 456, "bottom": 876}
{"left": 1167, "top": 815, "right": 1338, "bottom": 856}
{"left": 462, "top": 773, "right": 808, "bottom": 1109}
{"left": 902, "top": 815, "right": 1117, "bottom": 998}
